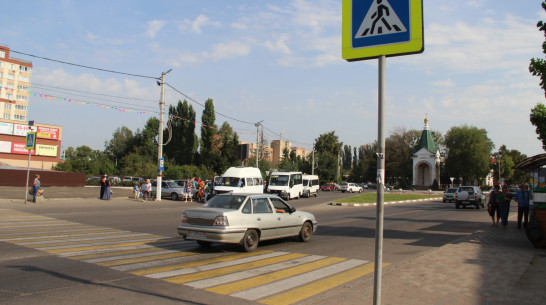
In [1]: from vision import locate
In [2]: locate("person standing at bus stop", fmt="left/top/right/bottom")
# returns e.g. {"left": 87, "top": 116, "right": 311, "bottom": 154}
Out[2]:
{"left": 514, "top": 184, "right": 530, "bottom": 229}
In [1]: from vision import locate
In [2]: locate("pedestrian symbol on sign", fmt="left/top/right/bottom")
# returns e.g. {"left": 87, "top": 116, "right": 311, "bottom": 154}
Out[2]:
{"left": 354, "top": 0, "right": 407, "bottom": 38}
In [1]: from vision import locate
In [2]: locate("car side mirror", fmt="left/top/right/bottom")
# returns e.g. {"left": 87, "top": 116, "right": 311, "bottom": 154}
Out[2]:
{"left": 290, "top": 207, "right": 296, "bottom": 213}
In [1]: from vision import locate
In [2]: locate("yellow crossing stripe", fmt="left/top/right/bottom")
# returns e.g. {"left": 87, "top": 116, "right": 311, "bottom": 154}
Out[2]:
{"left": 166, "top": 253, "right": 308, "bottom": 284}
{"left": 45, "top": 237, "right": 181, "bottom": 254}
{"left": 0, "top": 229, "right": 119, "bottom": 240}
{"left": 206, "top": 256, "right": 346, "bottom": 295}
{"left": 98, "top": 251, "right": 198, "bottom": 267}
{"left": 258, "top": 262, "right": 387, "bottom": 305}
{"left": 132, "top": 250, "right": 273, "bottom": 276}
{"left": 24, "top": 234, "right": 161, "bottom": 248}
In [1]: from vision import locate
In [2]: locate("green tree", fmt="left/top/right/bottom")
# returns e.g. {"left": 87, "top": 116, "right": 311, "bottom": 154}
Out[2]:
{"left": 530, "top": 1, "right": 546, "bottom": 96}
{"left": 55, "top": 146, "right": 115, "bottom": 176}
{"left": 200, "top": 98, "right": 218, "bottom": 168}
{"left": 105, "top": 126, "right": 134, "bottom": 166}
{"left": 314, "top": 131, "right": 342, "bottom": 183}
{"left": 530, "top": 104, "right": 546, "bottom": 151}
{"left": 133, "top": 117, "right": 159, "bottom": 162}
{"left": 165, "top": 100, "right": 197, "bottom": 165}
{"left": 215, "top": 122, "right": 240, "bottom": 174}
{"left": 444, "top": 125, "right": 494, "bottom": 185}
{"left": 342, "top": 145, "right": 352, "bottom": 171}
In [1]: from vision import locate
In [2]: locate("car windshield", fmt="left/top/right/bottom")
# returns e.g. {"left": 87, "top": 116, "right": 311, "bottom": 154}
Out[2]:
{"left": 270, "top": 175, "right": 289, "bottom": 186}
{"left": 303, "top": 179, "right": 309, "bottom": 186}
{"left": 203, "top": 195, "right": 246, "bottom": 210}
{"left": 166, "top": 182, "right": 178, "bottom": 188}
{"left": 216, "top": 177, "right": 241, "bottom": 186}
{"left": 446, "top": 188, "right": 457, "bottom": 193}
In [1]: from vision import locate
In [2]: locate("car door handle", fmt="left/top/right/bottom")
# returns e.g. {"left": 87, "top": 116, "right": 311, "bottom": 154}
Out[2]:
{"left": 277, "top": 217, "right": 281, "bottom": 220}
{"left": 257, "top": 217, "right": 261, "bottom": 221}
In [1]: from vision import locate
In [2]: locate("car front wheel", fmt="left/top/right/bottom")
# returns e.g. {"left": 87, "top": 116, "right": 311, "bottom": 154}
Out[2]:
{"left": 242, "top": 229, "right": 259, "bottom": 252}
{"left": 170, "top": 193, "right": 178, "bottom": 201}
{"left": 298, "top": 222, "right": 313, "bottom": 242}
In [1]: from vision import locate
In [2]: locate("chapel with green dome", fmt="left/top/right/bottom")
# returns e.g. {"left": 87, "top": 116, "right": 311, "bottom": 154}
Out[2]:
{"left": 411, "top": 117, "right": 441, "bottom": 187}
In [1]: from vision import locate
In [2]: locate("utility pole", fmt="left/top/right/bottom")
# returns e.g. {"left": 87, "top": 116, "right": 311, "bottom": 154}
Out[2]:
{"left": 311, "top": 142, "right": 315, "bottom": 175}
{"left": 156, "top": 69, "right": 172, "bottom": 201}
{"left": 255, "top": 121, "right": 262, "bottom": 168}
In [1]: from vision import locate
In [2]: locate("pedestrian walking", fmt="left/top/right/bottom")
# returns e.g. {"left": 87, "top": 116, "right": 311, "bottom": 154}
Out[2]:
{"left": 142, "top": 179, "right": 151, "bottom": 202}
{"left": 514, "top": 184, "right": 530, "bottom": 229}
{"left": 498, "top": 185, "right": 511, "bottom": 228}
{"left": 32, "top": 174, "right": 40, "bottom": 203}
{"left": 488, "top": 184, "right": 501, "bottom": 225}
{"left": 102, "top": 175, "right": 111, "bottom": 200}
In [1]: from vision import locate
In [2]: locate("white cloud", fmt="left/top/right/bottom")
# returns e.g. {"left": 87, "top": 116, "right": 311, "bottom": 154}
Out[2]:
{"left": 264, "top": 33, "right": 290, "bottom": 54}
{"left": 145, "top": 20, "right": 166, "bottom": 38}
{"left": 178, "top": 14, "right": 220, "bottom": 34}
{"left": 431, "top": 79, "right": 455, "bottom": 88}
{"left": 208, "top": 41, "right": 251, "bottom": 61}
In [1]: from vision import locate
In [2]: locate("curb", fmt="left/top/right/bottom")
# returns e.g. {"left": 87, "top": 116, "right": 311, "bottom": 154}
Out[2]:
{"left": 328, "top": 197, "right": 442, "bottom": 207}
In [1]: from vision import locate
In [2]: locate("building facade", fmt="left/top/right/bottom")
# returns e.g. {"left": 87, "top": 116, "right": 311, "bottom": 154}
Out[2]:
{"left": 0, "top": 119, "right": 62, "bottom": 170}
{"left": 0, "top": 45, "right": 31, "bottom": 122}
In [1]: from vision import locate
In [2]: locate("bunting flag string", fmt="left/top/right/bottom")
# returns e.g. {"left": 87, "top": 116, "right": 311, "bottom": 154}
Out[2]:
{"left": 1, "top": 86, "right": 158, "bottom": 115}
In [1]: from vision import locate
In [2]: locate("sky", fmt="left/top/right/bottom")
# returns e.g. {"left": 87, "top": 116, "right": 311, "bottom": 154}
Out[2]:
{"left": 1, "top": 0, "right": 546, "bottom": 157}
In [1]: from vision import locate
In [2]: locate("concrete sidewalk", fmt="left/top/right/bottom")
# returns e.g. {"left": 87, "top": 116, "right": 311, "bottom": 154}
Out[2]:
{"left": 312, "top": 213, "right": 546, "bottom": 305}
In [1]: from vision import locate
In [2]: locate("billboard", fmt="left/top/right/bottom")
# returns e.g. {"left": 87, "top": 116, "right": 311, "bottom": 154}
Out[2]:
{"left": 36, "top": 144, "right": 58, "bottom": 157}
{"left": 12, "top": 142, "right": 35, "bottom": 155}
{"left": 13, "top": 124, "right": 37, "bottom": 136}
{"left": 0, "top": 141, "right": 11, "bottom": 153}
{"left": 37, "top": 126, "right": 60, "bottom": 140}
{"left": 0, "top": 122, "right": 13, "bottom": 135}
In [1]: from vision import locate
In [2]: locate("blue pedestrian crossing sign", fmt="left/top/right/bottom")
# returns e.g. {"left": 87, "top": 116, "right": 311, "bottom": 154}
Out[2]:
{"left": 25, "top": 132, "right": 36, "bottom": 150}
{"left": 342, "top": 0, "right": 423, "bottom": 61}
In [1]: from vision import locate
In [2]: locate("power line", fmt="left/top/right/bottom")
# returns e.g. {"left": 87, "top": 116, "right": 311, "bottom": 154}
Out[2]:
{"left": 30, "top": 82, "right": 157, "bottom": 103}
{"left": 165, "top": 82, "right": 256, "bottom": 125}
{"left": 10, "top": 49, "right": 158, "bottom": 80}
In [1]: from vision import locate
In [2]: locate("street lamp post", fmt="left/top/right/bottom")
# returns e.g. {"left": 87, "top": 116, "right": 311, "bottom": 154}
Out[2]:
{"left": 156, "top": 69, "right": 172, "bottom": 202}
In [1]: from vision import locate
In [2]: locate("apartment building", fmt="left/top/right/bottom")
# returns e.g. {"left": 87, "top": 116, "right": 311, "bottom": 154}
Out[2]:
{"left": 0, "top": 45, "right": 32, "bottom": 122}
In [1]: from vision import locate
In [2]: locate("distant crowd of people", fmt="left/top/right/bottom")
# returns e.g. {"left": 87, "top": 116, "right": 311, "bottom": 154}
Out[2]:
{"left": 487, "top": 183, "right": 530, "bottom": 229}
{"left": 129, "top": 177, "right": 213, "bottom": 203}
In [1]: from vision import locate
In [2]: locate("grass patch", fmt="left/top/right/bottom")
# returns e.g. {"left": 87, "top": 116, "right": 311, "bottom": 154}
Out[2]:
{"left": 334, "top": 193, "right": 439, "bottom": 204}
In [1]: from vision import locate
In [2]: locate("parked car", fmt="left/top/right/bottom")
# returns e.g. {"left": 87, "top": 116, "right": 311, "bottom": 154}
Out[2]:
{"left": 302, "top": 175, "right": 320, "bottom": 197}
{"left": 151, "top": 181, "right": 186, "bottom": 201}
{"left": 454, "top": 186, "right": 485, "bottom": 209}
{"left": 443, "top": 188, "right": 457, "bottom": 203}
{"left": 177, "top": 193, "right": 318, "bottom": 252}
{"left": 340, "top": 182, "right": 363, "bottom": 193}
{"left": 321, "top": 183, "right": 335, "bottom": 191}
{"left": 174, "top": 180, "right": 198, "bottom": 198}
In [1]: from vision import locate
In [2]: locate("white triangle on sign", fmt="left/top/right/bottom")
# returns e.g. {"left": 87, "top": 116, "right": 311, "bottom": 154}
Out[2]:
{"left": 354, "top": 0, "right": 407, "bottom": 39}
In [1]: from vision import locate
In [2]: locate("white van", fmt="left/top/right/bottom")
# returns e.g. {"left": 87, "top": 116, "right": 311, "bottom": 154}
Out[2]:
{"left": 213, "top": 167, "right": 263, "bottom": 195}
{"left": 267, "top": 171, "right": 303, "bottom": 200}
{"left": 302, "top": 175, "right": 319, "bottom": 197}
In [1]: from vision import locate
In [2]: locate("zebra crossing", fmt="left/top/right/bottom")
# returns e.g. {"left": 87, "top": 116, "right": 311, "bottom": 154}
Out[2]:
{"left": 0, "top": 208, "right": 381, "bottom": 304}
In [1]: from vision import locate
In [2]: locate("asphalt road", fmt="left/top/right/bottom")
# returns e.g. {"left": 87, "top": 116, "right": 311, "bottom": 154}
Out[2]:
{"left": 0, "top": 190, "right": 493, "bottom": 304}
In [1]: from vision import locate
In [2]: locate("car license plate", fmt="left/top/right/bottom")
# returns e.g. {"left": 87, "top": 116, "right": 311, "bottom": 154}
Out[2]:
{"left": 187, "top": 231, "right": 205, "bottom": 239}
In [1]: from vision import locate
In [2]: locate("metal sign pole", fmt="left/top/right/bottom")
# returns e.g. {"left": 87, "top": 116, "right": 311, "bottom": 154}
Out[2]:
{"left": 25, "top": 149, "right": 31, "bottom": 204}
{"left": 373, "top": 55, "right": 386, "bottom": 305}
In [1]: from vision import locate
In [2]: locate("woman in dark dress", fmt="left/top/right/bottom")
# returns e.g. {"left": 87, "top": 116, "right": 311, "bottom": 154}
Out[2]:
{"left": 102, "top": 176, "right": 111, "bottom": 200}
{"left": 100, "top": 175, "right": 106, "bottom": 199}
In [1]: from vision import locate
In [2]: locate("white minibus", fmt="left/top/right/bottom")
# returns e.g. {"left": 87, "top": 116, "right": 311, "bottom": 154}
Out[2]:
{"left": 267, "top": 171, "right": 303, "bottom": 200}
{"left": 302, "top": 174, "right": 319, "bottom": 197}
{"left": 213, "top": 167, "right": 263, "bottom": 195}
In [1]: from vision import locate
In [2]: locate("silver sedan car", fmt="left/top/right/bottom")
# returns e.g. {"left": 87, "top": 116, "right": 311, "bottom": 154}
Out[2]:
{"left": 177, "top": 193, "right": 318, "bottom": 252}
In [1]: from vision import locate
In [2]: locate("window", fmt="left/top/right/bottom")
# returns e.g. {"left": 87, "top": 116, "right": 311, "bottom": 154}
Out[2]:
{"left": 0, "top": 50, "right": 5, "bottom": 58}
{"left": 7, "top": 74, "right": 14, "bottom": 80}
{"left": 18, "top": 75, "right": 30, "bottom": 82}
{"left": 16, "top": 95, "right": 28, "bottom": 101}
{"left": 3, "top": 113, "right": 10, "bottom": 120}
{"left": 5, "top": 93, "right": 13, "bottom": 100}
{"left": 4, "top": 103, "right": 11, "bottom": 110}
{"left": 15, "top": 105, "right": 27, "bottom": 111}
{"left": 6, "top": 83, "right": 14, "bottom": 89}
{"left": 17, "top": 84, "right": 30, "bottom": 91}
{"left": 0, "top": 62, "right": 4, "bottom": 67}
{"left": 252, "top": 198, "right": 272, "bottom": 214}
{"left": 0, "top": 72, "right": 3, "bottom": 78}
{"left": 19, "top": 66, "right": 31, "bottom": 72}
{"left": 14, "top": 114, "right": 26, "bottom": 121}
{"left": 10, "top": 64, "right": 16, "bottom": 70}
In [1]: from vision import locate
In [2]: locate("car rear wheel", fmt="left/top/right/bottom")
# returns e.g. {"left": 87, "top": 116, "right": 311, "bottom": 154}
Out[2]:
{"left": 475, "top": 203, "right": 480, "bottom": 209}
{"left": 298, "top": 222, "right": 313, "bottom": 242}
{"left": 170, "top": 193, "right": 178, "bottom": 201}
{"left": 242, "top": 229, "right": 259, "bottom": 252}
{"left": 456, "top": 202, "right": 460, "bottom": 209}
{"left": 349, "top": 189, "right": 353, "bottom": 193}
